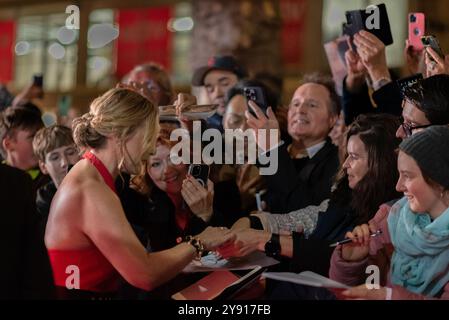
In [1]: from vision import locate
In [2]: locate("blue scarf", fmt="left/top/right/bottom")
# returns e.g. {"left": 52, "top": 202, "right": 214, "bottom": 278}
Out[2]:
{"left": 388, "top": 197, "right": 449, "bottom": 297}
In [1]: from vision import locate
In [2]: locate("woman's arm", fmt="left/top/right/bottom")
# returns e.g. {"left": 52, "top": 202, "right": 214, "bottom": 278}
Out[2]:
{"left": 254, "top": 199, "right": 329, "bottom": 234}
{"left": 85, "top": 182, "right": 234, "bottom": 291}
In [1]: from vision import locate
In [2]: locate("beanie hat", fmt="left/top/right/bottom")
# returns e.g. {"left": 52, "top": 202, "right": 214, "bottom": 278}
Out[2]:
{"left": 399, "top": 125, "right": 449, "bottom": 189}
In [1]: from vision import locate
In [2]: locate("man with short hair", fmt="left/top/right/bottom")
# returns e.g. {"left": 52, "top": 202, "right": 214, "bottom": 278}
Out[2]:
{"left": 249, "top": 73, "right": 341, "bottom": 213}
{"left": 396, "top": 74, "right": 449, "bottom": 139}
{"left": 192, "top": 55, "right": 247, "bottom": 132}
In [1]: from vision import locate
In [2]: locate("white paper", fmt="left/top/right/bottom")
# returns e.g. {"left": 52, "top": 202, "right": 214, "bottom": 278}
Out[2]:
{"left": 183, "top": 251, "right": 279, "bottom": 273}
{"left": 262, "top": 271, "right": 350, "bottom": 289}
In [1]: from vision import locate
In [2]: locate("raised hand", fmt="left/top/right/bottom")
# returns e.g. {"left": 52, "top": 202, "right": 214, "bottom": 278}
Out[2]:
{"left": 353, "top": 31, "right": 390, "bottom": 86}
{"left": 182, "top": 176, "right": 214, "bottom": 222}
{"left": 245, "top": 100, "right": 280, "bottom": 152}
{"left": 425, "top": 47, "right": 449, "bottom": 77}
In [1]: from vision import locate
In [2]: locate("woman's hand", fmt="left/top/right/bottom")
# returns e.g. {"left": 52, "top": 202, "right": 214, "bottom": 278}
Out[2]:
{"left": 246, "top": 101, "right": 280, "bottom": 152}
{"left": 341, "top": 223, "right": 375, "bottom": 262}
{"left": 425, "top": 47, "right": 449, "bottom": 77}
{"left": 174, "top": 93, "right": 197, "bottom": 132}
{"left": 231, "top": 217, "right": 251, "bottom": 231}
{"left": 195, "top": 226, "right": 235, "bottom": 251}
{"left": 182, "top": 176, "right": 214, "bottom": 222}
{"left": 353, "top": 31, "right": 390, "bottom": 86}
{"left": 216, "top": 229, "right": 270, "bottom": 258}
{"left": 345, "top": 38, "right": 367, "bottom": 93}
{"left": 404, "top": 40, "right": 425, "bottom": 75}
{"left": 341, "top": 284, "right": 387, "bottom": 300}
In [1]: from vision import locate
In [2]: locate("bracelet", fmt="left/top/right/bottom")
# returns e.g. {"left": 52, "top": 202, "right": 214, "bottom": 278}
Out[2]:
{"left": 184, "top": 235, "right": 205, "bottom": 260}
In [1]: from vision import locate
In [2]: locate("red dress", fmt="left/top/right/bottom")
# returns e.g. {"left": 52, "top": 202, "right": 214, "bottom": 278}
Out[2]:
{"left": 47, "top": 151, "right": 120, "bottom": 295}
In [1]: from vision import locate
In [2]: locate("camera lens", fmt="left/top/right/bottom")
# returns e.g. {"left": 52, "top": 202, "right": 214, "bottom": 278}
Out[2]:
{"left": 192, "top": 166, "right": 200, "bottom": 175}
{"left": 410, "top": 14, "right": 416, "bottom": 23}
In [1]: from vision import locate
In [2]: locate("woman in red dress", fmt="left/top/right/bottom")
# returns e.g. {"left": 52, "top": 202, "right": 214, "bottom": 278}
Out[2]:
{"left": 45, "top": 87, "right": 234, "bottom": 299}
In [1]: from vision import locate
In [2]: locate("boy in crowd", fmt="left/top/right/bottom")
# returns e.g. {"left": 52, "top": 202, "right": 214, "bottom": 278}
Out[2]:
{"left": 32, "top": 125, "right": 80, "bottom": 226}
{"left": 0, "top": 106, "right": 48, "bottom": 193}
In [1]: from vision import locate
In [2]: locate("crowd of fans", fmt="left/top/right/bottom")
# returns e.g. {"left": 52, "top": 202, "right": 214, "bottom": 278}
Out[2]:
{"left": 1, "top": 13, "right": 449, "bottom": 301}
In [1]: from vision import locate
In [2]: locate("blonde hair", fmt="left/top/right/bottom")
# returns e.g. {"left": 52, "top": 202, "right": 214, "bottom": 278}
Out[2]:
{"left": 72, "top": 87, "right": 159, "bottom": 172}
{"left": 33, "top": 125, "right": 76, "bottom": 162}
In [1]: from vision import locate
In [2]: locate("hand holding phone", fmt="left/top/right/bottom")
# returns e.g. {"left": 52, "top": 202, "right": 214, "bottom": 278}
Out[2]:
{"left": 184, "top": 164, "right": 213, "bottom": 221}
{"left": 421, "top": 35, "right": 445, "bottom": 60}
{"left": 33, "top": 74, "right": 43, "bottom": 88}
{"left": 243, "top": 86, "right": 269, "bottom": 119}
{"left": 408, "top": 13, "right": 425, "bottom": 51}
{"left": 343, "top": 3, "right": 393, "bottom": 47}
{"left": 32, "top": 74, "right": 44, "bottom": 99}
{"left": 188, "top": 164, "right": 210, "bottom": 188}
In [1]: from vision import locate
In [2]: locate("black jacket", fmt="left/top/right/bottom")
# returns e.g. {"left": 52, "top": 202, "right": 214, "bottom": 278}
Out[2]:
{"left": 35, "top": 180, "right": 57, "bottom": 236}
{"left": 117, "top": 175, "right": 243, "bottom": 251}
{"left": 342, "top": 77, "right": 403, "bottom": 126}
{"left": 289, "top": 202, "right": 357, "bottom": 276}
{"left": 263, "top": 139, "right": 339, "bottom": 213}
{"left": 0, "top": 164, "right": 54, "bottom": 299}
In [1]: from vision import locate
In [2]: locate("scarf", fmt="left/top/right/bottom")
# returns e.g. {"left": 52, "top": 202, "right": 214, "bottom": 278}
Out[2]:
{"left": 388, "top": 197, "right": 449, "bottom": 297}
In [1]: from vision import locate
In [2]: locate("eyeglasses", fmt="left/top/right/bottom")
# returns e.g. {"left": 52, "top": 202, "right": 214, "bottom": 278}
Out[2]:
{"left": 142, "top": 80, "right": 161, "bottom": 93}
{"left": 400, "top": 116, "right": 432, "bottom": 137}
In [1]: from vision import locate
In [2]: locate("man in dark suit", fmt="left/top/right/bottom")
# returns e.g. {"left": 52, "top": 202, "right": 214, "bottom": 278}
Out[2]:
{"left": 248, "top": 73, "right": 341, "bottom": 213}
{"left": 0, "top": 163, "right": 54, "bottom": 299}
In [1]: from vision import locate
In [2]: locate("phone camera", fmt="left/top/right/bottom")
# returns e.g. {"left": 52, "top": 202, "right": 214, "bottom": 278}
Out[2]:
{"left": 410, "top": 14, "right": 416, "bottom": 23}
{"left": 192, "top": 165, "right": 200, "bottom": 175}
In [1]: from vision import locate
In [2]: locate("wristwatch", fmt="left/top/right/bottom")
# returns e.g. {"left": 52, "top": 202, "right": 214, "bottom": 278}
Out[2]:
{"left": 264, "top": 233, "right": 281, "bottom": 258}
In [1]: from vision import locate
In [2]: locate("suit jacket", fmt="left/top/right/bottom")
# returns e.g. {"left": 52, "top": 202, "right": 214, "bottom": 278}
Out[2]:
{"left": 0, "top": 164, "right": 54, "bottom": 299}
{"left": 263, "top": 139, "right": 340, "bottom": 213}
{"left": 342, "top": 76, "right": 403, "bottom": 126}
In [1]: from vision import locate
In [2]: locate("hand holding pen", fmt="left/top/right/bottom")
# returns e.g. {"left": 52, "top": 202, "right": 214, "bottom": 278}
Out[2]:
{"left": 329, "top": 229, "right": 382, "bottom": 247}
{"left": 335, "top": 224, "right": 382, "bottom": 262}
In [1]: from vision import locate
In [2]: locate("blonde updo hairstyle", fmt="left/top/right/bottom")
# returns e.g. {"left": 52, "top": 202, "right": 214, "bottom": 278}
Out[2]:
{"left": 73, "top": 87, "right": 159, "bottom": 173}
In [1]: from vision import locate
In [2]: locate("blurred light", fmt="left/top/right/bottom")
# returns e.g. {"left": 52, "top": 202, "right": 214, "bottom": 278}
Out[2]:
{"left": 48, "top": 42, "right": 66, "bottom": 59}
{"left": 88, "top": 56, "right": 110, "bottom": 70}
{"left": 88, "top": 24, "right": 119, "bottom": 49}
{"left": 42, "top": 112, "right": 57, "bottom": 127}
{"left": 57, "top": 27, "right": 77, "bottom": 45}
{"left": 15, "top": 41, "right": 30, "bottom": 55}
{"left": 167, "top": 17, "right": 194, "bottom": 32}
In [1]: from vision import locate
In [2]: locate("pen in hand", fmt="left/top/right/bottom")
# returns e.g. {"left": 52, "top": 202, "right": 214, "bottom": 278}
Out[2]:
{"left": 329, "top": 229, "right": 382, "bottom": 247}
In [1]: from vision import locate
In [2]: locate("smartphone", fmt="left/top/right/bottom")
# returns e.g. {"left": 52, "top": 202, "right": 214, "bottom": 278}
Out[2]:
{"left": 343, "top": 3, "right": 393, "bottom": 47}
{"left": 421, "top": 35, "right": 445, "bottom": 59}
{"left": 408, "top": 13, "right": 425, "bottom": 50}
{"left": 188, "top": 164, "right": 210, "bottom": 188}
{"left": 33, "top": 74, "right": 43, "bottom": 87}
{"left": 243, "top": 86, "right": 269, "bottom": 118}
